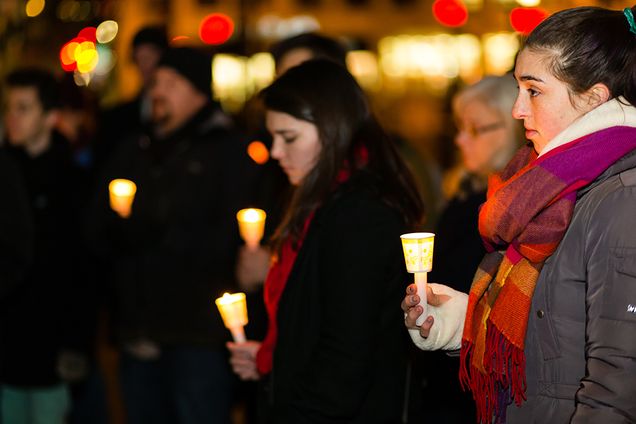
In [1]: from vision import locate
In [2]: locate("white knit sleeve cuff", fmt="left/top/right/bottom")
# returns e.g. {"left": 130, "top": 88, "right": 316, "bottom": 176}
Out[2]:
{"left": 408, "top": 283, "right": 468, "bottom": 351}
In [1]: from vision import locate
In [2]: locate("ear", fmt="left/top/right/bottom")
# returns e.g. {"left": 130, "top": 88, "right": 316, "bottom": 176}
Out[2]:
{"left": 585, "top": 83, "right": 610, "bottom": 108}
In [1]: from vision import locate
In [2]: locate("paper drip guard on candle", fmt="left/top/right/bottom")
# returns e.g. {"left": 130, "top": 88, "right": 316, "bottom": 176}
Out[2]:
{"left": 215, "top": 292, "right": 248, "bottom": 343}
{"left": 400, "top": 232, "right": 435, "bottom": 326}
{"left": 109, "top": 179, "right": 137, "bottom": 218}
{"left": 236, "top": 208, "right": 266, "bottom": 249}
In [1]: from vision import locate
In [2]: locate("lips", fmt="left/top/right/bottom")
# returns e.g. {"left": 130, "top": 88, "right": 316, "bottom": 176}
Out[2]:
{"left": 524, "top": 128, "right": 538, "bottom": 139}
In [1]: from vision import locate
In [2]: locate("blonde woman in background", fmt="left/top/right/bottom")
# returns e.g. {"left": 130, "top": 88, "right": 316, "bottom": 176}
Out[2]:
{"left": 409, "top": 75, "right": 524, "bottom": 423}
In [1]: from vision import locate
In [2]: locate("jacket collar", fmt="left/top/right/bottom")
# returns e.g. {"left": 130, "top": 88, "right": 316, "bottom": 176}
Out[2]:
{"left": 540, "top": 97, "right": 636, "bottom": 157}
{"left": 577, "top": 147, "right": 636, "bottom": 198}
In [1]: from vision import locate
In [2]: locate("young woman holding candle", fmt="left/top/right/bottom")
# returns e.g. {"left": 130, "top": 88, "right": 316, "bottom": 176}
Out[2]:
{"left": 227, "top": 59, "right": 424, "bottom": 423}
{"left": 403, "top": 6, "right": 636, "bottom": 423}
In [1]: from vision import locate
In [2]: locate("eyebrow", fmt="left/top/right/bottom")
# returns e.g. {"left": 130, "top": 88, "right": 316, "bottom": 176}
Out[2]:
{"left": 272, "top": 129, "right": 296, "bottom": 135}
{"left": 516, "top": 74, "right": 545, "bottom": 83}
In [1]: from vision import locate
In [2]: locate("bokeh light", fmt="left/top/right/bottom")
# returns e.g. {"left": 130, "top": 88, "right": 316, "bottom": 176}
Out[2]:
{"left": 510, "top": 7, "right": 548, "bottom": 35}
{"left": 96, "top": 20, "right": 118, "bottom": 43}
{"left": 75, "top": 43, "right": 99, "bottom": 74}
{"left": 60, "top": 40, "right": 80, "bottom": 71}
{"left": 171, "top": 35, "right": 191, "bottom": 45}
{"left": 78, "top": 26, "right": 97, "bottom": 43}
{"left": 432, "top": 0, "right": 468, "bottom": 27}
{"left": 60, "top": 37, "right": 99, "bottom": 73}
{"left": 516, "top": 0, "right": 541, "bottom": 6}
{"left": 247, "top": 141, "right": 270, "bottom": 165}
{"left": 199, "top": 13, "right": 234, "bottom": 45}
{"left": 26, "top": 0, "right": 45, "bottom": 17}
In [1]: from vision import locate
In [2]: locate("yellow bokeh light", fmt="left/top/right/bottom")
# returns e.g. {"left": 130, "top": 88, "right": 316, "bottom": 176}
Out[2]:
{"left": 96, "top": 20, "right": 118, "bottom": 44}
{"left": 26, "top": 0, "right": 45, "bottom": 17}
{"left": 347, "top": 50, "right": 381, "bottom": 92}
{"left": 76, "top": 48, "right": 99, "bottom": 74}
{"left": 516, "top": 0, "right": 540, "bottom": 6}
{"left": 483, "top": 32, "right": 520, "bottom": 75}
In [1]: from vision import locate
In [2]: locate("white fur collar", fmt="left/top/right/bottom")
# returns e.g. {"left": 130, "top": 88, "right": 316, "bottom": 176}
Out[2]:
{"left": 539, "top": 97, "right": 636, "bottom": 157}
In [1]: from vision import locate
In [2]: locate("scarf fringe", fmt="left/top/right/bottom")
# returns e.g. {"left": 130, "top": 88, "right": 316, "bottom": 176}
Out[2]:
{"left": 460, "top": 324, "right": 527, "bottom": 424}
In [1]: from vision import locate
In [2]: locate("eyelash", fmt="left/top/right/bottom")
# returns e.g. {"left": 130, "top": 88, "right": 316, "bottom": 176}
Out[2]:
{"left": 528, "top": 88, "right": 539, "bottom": 97}
{"left": 283, "top": 136, "right": 296, "bottom": 144}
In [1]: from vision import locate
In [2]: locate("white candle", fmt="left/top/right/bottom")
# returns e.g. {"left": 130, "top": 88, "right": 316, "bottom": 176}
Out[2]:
{"left": 236, "top": 208, "right": 266, "bottom": 250}
{"left": 109, "top": 179, "right": 136, "bottom": 219}
{"left": 215, "top": 292, "right": 248, "bottom": 343}
{"left": 400, "top": 232, "right": 435, "bottom": 326}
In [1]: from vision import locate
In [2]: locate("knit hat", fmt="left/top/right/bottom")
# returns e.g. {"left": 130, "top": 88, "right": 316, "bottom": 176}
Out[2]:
{"left": 158, "top": 47, "right": 212, "bottom": 98}
{"left": 132, "top": 25, "right": 168, "bottom": 50}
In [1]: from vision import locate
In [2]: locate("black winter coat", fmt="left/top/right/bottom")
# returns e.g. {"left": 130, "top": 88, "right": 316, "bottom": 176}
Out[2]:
{"left": 266, "top": 172, "right": 411, "bottom": 423}
{"left": 0, "top": 133, "right": 86, "bottom": 387}
{"left": 87, "top": 104, "right": 257, "bottom": 348}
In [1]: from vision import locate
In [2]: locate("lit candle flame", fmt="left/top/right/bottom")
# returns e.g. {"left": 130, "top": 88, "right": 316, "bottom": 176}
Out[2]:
{"left": 109, "top": 179, "right": 136, "bottom": 218}
{"left": 214, "top": 292, "right": 248, "bottom": 343}
{"left": 236, "top": 208, "right": 266, "bottom": 249}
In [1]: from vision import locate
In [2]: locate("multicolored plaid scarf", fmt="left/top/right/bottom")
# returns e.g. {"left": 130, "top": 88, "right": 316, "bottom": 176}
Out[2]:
{"left": 459, "top": 126, "right": 636, "bottom": 424}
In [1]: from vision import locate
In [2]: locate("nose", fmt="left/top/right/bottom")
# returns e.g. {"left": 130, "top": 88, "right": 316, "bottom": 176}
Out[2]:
{"left": 511, "top": 93, "right": 526, "bottom": 120}
{"left": 270, "top": 137, "right": 284, "bottom": 161}
{"left": 454, "top": 130, "right": 470, "bottom": 149}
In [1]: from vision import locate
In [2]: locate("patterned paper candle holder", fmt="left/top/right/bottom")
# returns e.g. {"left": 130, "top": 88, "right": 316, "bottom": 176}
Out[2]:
{"left": 215, "top": 292, "right": 248, "bottom": 343}
{"left": 400, "top": 232, "right": 435, "bottom": 326}
{"left": 236, "top": 208, "right": 267, "bottom": 250}
{"left": 108, "top": 179, "right": 137, "bottom": 219}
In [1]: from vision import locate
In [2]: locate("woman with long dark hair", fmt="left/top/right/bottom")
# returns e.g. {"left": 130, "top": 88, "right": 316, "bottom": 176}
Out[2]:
{"left": 228, "top": 59, "right": 424, "bottom": 422}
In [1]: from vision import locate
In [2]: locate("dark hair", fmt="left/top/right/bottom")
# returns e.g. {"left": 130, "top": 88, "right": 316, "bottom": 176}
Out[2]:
{"left": 261, "top": 59, "right": 424, "bottom": 250}
{"left": 6, "top": 68, "right": 60, "bottom": 111}
{"left": 132, "top": 25, "right": 169, "bottom": 50}
{"left": 270, "top": 33, "right": 348, "bottom": 69}
{"left": 525, "top": 6, "right": 636, "bottom": 106}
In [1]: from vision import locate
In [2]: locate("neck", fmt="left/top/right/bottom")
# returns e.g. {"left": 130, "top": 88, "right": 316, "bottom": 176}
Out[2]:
{"left": 25, "top": 130, "right": 52, "bottom": 158}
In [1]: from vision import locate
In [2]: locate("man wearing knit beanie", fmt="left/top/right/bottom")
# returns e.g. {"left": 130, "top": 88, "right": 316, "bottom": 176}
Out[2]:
{"left": 151, "top": 46, "right": 214, "bottom": 136}
{"left": 89, "top": 44, "right": 258, "bottom": 424}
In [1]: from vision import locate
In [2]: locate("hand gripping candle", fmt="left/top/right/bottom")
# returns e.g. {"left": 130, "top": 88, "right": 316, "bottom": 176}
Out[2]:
{"left": 400, "top": 232, "right": 435, "bottom": 326}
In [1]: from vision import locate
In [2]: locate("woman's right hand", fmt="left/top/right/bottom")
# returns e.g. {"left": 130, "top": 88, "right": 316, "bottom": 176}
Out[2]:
{"left": 226, "top": 340, "right": 262, "bottom": 381}
{"left": 401, "top": 283, "right": 451, "bottom": 338}
{"left": 235, "top": 246, "right": 271, "bottom": 292}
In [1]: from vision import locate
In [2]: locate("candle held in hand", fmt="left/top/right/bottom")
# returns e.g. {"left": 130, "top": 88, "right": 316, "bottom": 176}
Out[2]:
{"left": 236, "top": 208, "right": 266, "bottom": 249}
{"left": 109, "top": 179, "right": 137, "bottom": 218}
{"left": 215, "top": 292, "right": 248, "bottom": 343}
{"left": 400, "top": 232, "right": 435, "bottom": 326}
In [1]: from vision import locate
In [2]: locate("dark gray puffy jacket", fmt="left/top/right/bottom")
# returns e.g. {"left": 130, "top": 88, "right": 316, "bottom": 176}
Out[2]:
{"left": 506, "top": 149, "right": 636, "bottom": 423}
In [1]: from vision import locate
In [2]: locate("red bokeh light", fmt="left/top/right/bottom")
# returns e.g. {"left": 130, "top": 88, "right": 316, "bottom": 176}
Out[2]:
{"left": 432, "top": 0, "right": 468, "bottom": 28}
{"left": 199, "top": 13, "right": 234, "bottom": 45}
{"left": 510, "top": 7, "right": 549, "bottom": 35}
{"left": 78, "top": 27, "right": 97, "bottom": 43}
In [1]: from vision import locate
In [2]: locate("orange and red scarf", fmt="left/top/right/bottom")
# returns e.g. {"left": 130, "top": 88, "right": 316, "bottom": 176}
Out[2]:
{"left": 460, "top": 126, "right": 636, "bottom": 423}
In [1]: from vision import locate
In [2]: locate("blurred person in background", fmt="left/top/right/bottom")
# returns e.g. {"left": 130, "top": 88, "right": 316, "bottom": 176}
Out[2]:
{"left": 95, "top": 25, "right": 168, "bottom": 170}
{"left": 86, "top": 46, "right": 256, "bottom": 424}
{"left": 408, "top": 75, "right": 524, "bottom": 423}
{"left": 228, "top": 59, "right": 424, "bottom": 423}
{"left": 0, "top": 68, "right": 88, "bottom": 424}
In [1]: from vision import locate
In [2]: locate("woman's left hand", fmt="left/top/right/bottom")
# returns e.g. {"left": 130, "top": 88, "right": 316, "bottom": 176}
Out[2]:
{"left": 227, "top": 340, "right": 261, "bottom": 381}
